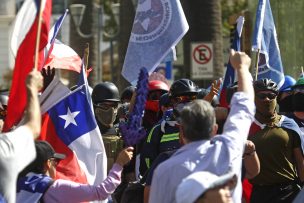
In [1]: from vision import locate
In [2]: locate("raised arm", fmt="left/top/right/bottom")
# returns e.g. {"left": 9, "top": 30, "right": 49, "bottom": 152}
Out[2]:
{"left": 23, "top": 70, "right": 43, "bottom": 138}
{"left": 229, "top": 49, "right": 254, "bottom": 99}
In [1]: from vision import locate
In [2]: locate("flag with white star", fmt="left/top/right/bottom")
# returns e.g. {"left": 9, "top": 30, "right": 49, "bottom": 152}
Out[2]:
{"left": 40, "top": 88, "right": 107, "bottom": 186}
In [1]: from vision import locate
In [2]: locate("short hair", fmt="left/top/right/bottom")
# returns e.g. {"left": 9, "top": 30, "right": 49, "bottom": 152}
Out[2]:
{"left": 180, "top": 100, "right": 216, "bottom": 141}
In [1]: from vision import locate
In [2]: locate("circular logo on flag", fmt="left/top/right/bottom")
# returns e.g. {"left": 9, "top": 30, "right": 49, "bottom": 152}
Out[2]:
{"left": 130, "top": 0, "right": 172, "bottom": 43}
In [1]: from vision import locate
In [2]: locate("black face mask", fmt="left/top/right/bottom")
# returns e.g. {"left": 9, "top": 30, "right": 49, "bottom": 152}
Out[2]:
{"left": 293, "top": 93, "right": 304, "bottom": 112}
{"left": 278, "top": 95, "right": 294, "bottom": 112}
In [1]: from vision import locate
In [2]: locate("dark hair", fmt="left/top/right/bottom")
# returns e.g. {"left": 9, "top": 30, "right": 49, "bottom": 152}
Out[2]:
{"left": 180, "top": 100, "right": 215, "bottom": 141}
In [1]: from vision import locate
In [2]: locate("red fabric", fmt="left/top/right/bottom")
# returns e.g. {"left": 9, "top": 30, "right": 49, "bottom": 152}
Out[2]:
{"left": 3, "top": 0, "right": 52, "bottom": 131}
{"left": 39, "top": 113, "right": 88, "bottom": 183}
{"left": 242, "top": 121, "right": 262, "bottom": 203}
{"left": 219, "top": 88, "right": 229, "bottom": 108}
{"left": 242, "top": 178, "right": 253, "bottom": 203}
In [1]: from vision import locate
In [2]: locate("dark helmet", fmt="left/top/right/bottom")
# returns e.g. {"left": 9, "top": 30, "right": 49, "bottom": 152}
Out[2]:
{"left": 253, "top": 78, "right": 279, "bottom": 94}
{"left": 159, "top": 93, "right": 171, "bottom": 107}
{"left": 121, "top": 86, "right": 136, "bottom": 102}
{"left": 169, "top": 79, "right": 199, "bottom": 97}
{"left": 197, "top": 88, "right": 209, "bottom": 99}
{"left": 92, "top": 82, "right": 120, "bottom": 104}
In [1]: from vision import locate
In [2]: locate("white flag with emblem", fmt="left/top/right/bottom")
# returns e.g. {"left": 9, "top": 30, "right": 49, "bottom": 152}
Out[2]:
{"left": 122, "top": 0, "right": 189, "bottom": 85}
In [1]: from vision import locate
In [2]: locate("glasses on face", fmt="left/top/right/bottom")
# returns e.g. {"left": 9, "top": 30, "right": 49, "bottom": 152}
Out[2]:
{"left": 256, "top": 92, "right": 277, "bottom": 100}
{"left": 49, "top": 158, "right": 60, "bottom": 167}
{"left": 171, "top": 95, "right": 197, "bottom": 104}
{"left": 94, "top": 102, "right": 119, "bottom": 110}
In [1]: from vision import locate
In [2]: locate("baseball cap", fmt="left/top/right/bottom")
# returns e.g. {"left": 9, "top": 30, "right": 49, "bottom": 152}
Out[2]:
{"left": 35, "top": 140, "right": 66, "bottom": 163}
{"left": 175, "top": 171, "right": 237, "bottom": 203}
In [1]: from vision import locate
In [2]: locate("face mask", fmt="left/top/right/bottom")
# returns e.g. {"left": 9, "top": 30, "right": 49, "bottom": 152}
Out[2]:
{"left": 255, "top": 98, "right": 277, "bottom": 117}
{"left": 278, "top": 95, "right": 293, "bottom": 112}
{"left": 293, "top": 93, "right": 304, "bottom": 112}
{"left": 145, "top": 100, "right": 159, "bottom": 112}
{"left": 95, "top": 107, "right": 118, "bottom": 126}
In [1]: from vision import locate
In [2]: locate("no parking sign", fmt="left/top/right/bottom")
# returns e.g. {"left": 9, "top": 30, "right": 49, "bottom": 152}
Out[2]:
{"left": 191, "top": 42, "right": 213, "bottom": 79}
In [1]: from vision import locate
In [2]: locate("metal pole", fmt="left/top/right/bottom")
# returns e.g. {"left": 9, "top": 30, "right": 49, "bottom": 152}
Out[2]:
{"left": 97, "top": 6, "right": 101, "bottom": 82}
{"left": 110, "top": 39, "right": 114, "bottom": 80}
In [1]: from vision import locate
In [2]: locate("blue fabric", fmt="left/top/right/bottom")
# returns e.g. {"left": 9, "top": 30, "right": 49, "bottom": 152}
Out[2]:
{"left": 17, "top": 174, "right": 52, "bottom": 193}
{"left": 122, "top": 0, "right": 188, "bottom": 85}
{"left": 281, "top": 115, "right": 304, "bottom": 153}
{"left": 252, "top": 0, "right": 285, "bottom": 88}
{"left": 48, "top": 89, "right": 97, "bottom": 146}
{"left": 0, "top": 194, "right": 6, "bottom": 203}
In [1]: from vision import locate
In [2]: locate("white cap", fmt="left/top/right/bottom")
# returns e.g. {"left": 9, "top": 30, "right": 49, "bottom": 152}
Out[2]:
{"left": 175, "top": 171, "right": 237, "bottom": 203}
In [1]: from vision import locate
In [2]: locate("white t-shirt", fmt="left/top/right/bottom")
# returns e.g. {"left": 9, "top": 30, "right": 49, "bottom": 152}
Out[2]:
{"left": 0, "top": 126, "right": 36, "bottom": 203}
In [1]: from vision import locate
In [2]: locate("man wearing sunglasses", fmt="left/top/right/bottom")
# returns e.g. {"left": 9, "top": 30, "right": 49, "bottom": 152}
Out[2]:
{"left": 248, "top": 78, "right": 304, "bottom": 203}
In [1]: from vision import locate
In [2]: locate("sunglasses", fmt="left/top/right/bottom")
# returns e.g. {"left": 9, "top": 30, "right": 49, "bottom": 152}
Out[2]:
{"left": 171, "top": 95, "right": 197, "bottom": 104}
{"left": 94, "top": 102, "right": 119, "bottom": 110}
{"left": 256, "top": 92, "right": 277, "bottom": 100}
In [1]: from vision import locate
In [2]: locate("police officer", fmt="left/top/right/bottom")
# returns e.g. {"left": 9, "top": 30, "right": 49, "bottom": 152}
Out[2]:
{"left": 139, "top": 79, "right": 199, "bottom": 176}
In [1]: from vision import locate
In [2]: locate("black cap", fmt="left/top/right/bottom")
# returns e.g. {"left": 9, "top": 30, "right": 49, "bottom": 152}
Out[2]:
{"left": 35, "top": 140, "right": 66, "bottom": 163}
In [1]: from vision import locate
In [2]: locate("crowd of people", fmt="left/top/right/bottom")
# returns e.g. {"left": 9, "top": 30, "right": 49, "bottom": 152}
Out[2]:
{"left": 1, "top": 49, "right": 304, "bottom": 203}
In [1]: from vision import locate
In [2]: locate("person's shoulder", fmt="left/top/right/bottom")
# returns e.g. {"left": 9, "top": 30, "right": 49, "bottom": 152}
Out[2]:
{"left": 280, "top": 115, "right": 302, "bottom": 135}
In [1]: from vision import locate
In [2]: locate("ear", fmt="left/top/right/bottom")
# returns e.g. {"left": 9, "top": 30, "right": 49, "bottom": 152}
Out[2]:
{"left": 44, "top": 160, "right": 52, "bottom": 172}
{"left": 179, "top": 125, "right": 187, "bottom": 145}
{"left": 211, "top": 124, "right": 218, "bottom": 136}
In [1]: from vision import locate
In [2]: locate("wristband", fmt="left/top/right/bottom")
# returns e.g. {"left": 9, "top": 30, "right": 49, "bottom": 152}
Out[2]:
{"left": 244, "top": 150, "right": 256, "bottom": 156}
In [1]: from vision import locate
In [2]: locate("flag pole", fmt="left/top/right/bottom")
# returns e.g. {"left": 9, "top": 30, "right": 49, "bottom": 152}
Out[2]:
{"left": 255, "top": 49, "right": 260, "bottom": 81}
{"left": 34, "top": 0, "right": 47, "bottom": 70}
{"left": 84, "top": 43, "right": 90, "bottom": 72}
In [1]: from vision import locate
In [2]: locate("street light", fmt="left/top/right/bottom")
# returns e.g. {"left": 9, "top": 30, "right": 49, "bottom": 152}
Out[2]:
{"left": 70, "top": 3, "right": 120, "bottom": 83}
{"left": 69, "top": 4, "right": 93, "bottom": 38}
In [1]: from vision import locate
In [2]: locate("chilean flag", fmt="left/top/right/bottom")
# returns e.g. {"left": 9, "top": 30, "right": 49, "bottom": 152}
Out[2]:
{"left": 40, "top": 87, "right": 107, "bottom": 185}
{"left": 43, "top": 39, "right": 82, "bottom": 73}
{"left": 4, "top": 0, "right": 52, "bottom": 131}
{"left": 43, "top": 9, "right": 82, "bottom": 73}
{"left": 219, "top": 16, "right": 244, "bottom": 108}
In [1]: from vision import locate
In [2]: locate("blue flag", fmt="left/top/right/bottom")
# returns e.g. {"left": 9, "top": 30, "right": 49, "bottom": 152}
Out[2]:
{"left": 252, "top": 0, "right": 284, "bottom": 88}
{"left": 219, "top": 16, "right": 244, "bottom": 107}
{"left": 122, "top": 0, "right": 189, "bottom": 85}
